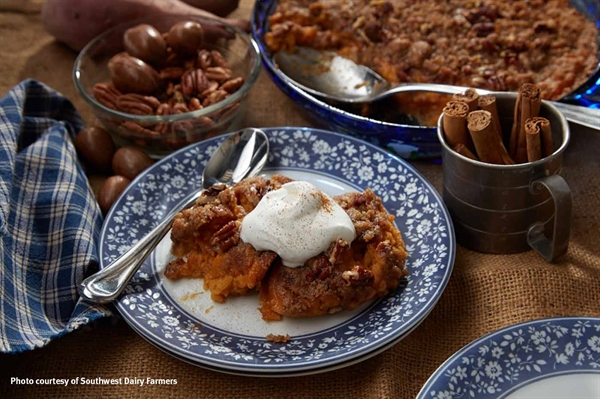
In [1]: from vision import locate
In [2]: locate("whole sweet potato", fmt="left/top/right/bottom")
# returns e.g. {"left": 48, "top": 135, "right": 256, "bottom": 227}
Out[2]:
{"left": 42, "top": 0, "right": 248, "bottom": 51}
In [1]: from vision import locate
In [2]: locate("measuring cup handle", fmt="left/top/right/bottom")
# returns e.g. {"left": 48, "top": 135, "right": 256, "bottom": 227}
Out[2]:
{"left": 527, "top": 174, "right": 572, "bottom": 262}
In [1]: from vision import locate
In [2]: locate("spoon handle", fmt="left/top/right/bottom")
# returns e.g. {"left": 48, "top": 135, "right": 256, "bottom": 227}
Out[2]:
{"left": 78, "top": 190, "right": 202, "bottom": 304}
{"left": 78, "top": 128, "right": 270, "bottom": 304}
{"left": 386, "top": 83, "right": 490, "bottom": 97}
{"left": 548, "top": 101, "right": 600, "bottom": 130}
{"left": 386, "top": 83, "right": 599, "bottom": 130}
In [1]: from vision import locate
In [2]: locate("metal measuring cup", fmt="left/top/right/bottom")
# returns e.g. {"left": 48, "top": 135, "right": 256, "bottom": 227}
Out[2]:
{"left": 437, "top": 92, "right": 572, "bottom": 261}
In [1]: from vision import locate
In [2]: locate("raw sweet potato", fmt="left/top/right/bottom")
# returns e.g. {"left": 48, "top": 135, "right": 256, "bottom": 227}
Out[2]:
{"left": 42, "top": 0, "right": 248, "bottom": 51}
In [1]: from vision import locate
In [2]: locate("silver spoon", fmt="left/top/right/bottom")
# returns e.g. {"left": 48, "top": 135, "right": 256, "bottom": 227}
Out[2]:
{"left": 79, "top": 127, "right": 270, "bottom": 304}
{"left": 274, "top": 47, "right": 600, "bottom": 130}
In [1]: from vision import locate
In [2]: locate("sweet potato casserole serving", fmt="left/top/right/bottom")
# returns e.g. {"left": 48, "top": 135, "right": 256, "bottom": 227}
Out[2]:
{"left": 164, "top": 174, "right": 408, "bottom": 321}
{"left": 265, "top": 0, "right": 599, "bottom": 125}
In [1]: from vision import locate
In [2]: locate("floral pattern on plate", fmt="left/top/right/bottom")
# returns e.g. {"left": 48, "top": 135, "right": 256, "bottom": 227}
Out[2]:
{"left": 418, "top": 317, "right": 600, "bottom": 399}
{"left": 100, "top": 127, "right": 455, "bottom": 373}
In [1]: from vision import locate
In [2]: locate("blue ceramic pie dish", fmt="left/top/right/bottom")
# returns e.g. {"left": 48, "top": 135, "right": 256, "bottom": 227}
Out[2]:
{"left": 251, "top": 0, "right": 600, "bottom": 159}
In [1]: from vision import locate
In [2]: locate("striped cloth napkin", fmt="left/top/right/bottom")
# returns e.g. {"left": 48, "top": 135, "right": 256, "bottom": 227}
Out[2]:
{"left": 0, "top": 79, "right": 111, "bottom": 353}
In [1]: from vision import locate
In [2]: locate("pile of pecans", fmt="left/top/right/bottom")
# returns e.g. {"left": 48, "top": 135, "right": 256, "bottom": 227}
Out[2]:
{"left": 93, "top": 21, "right": 245, "bottom": 150}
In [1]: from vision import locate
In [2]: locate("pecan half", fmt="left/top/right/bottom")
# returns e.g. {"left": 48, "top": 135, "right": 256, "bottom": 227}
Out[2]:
{"left": 205, "top": 67, "right": 233, "bottom": 83}
{"left": 220, "top": 77, "right": 244, "bottom": 94}
{"left": 197, "top": 49, "right": 212, "bottom": 70}
{"left": 195, "top": 182, "right": 227, "bottom": 205}
{"left": 154, "top": 122, "right": 171, "bottom": 134}
{"left": 181, "top": 68, "right": 210, "bottom": 97}
{"left": 165, "top": 134, "right": 187, "bottom": 150}
{"left": 487, "top": 73, "right": 508, "bottom": 91}
{"left": 121, "top": 121, "right": 159, "bottom": 137}
{"left": 305, "top": 256, "right": 332, "bottom": 282}
{"left": 172, "top": 102, "right": 191, "bottom": 114}
{"left": 116, "top": 93, "right": 160, "bottom": 115}
{"left": 173, "top": 119, "right": 195, "bottom": 142}
{"left": 159, "top": 67, "right": 186, "bottom": 80}
{"left": 156, "top": 102, "right": 172, "bottom": 116}
{"left": 327, "top": 239, "right": 350, "bottom": 265}
{"left": 202, "top": 89, "right": 228, "bottom": 107}
{"left": 210, "top": 50, "right": 227, "bottom": 67}
{"left": 168, "top": 89, "right": 186, "bottom": 106}
{"left": 342, "top": 265, "right": 374, "bottom": 286}
{"left": 199, "top": 81, "right": 219, "bottom": 99}
{"left": 93, "top": 83, "right": 122, "bottom": 110}
{"left": 210, "top": 220, "right": 240, "bottom": 252}
{"left": 210, "top": 182, "right": 227, "bottom": 191}
{"left": 195, "top": 189, "right": 219, "bottom": 206}
{"left": 188, "top": 97, "right": 203, "bottom": 111}
{"left": 192, "top": 116, "right": 215, "bottom": 130}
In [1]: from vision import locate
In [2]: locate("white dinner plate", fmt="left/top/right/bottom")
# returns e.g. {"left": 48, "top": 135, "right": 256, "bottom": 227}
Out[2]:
{"left": 417, "top": 317, "right": 600, "bottom": 399}
{"left": 99, "top": 127, "right": 456, "bottom": 374}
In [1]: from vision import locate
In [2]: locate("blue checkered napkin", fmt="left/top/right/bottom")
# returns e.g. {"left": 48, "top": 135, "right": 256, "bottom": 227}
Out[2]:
{"left": 0, "top": 79, "right": 111, "bottom": 353}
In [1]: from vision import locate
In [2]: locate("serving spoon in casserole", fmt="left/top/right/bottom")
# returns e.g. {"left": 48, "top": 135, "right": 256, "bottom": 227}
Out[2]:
{"left": 274, "top": 47, "right": 600, "bottom": 130}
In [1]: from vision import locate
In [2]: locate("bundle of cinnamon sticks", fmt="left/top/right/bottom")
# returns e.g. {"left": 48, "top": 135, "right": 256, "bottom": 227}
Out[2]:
{"left": 442, "top": 84, "right": 554, "bottom": 165}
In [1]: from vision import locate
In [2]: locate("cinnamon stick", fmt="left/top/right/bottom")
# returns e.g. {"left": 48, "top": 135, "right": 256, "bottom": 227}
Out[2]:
{"left": 510, "top": 83, "right": 541, "bottom": 163}
{"left": 500, "top": 147, "right": 515, "bottom": 165}
{"left": 525, "top": 116, "right": 554, "bottom": 158}
{"left": 525, "top": 116, "right": 554, "bottom": 162}
{"left": 525, "top": 125, "right": 542, "bottom": 162}
{"left": 453, "top": 143, "right": 478, "bottom": 161}
{"left": 453, "top": 88, "right": 479, "bottom": 112}
{"left": 477, "top": 95, "right": 503, "bottom": 141}
{"left": 467, "top": 110, "right": 514, "bottom": 165}
{"left": 442, "top": 101, "right": 470, "bottom": 148}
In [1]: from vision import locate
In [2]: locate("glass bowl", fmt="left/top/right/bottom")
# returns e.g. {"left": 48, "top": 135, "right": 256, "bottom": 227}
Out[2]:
{"left": 251, "top": 0, "right": 600, "bottom": 160}
{"left": 74, "top": 15, "right": 261, "bottom": 158}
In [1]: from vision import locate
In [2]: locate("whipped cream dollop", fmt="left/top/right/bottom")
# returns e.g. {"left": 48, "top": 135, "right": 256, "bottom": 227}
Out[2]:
{"left": 240, "top": 181, "right": 356, "bottom": 267}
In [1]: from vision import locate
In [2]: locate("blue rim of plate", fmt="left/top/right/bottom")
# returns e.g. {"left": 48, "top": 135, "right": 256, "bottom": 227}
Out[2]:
{"left": 99, "top": 127, "right": 456, "bottom": 373}
{"left": 127, "top": 288, "right": 431, "bottom": 377}
{"left": 417, "top": 317, "right": 600, "bottom": 399}
{"left": 126, "top": 316, "right": 418, "bottom": 378}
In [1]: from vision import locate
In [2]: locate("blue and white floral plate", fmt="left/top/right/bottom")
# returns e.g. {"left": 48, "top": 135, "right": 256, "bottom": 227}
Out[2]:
{"left": 99, "top": 127, "right": 455, "bottom": 375}
{"left": 417, "top": 317, "right": 600, "bottom": 399}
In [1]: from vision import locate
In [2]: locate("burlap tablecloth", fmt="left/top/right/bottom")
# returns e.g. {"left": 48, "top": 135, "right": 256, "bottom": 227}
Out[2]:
{"left": 1, "top": 2, "right": 599, "bottom": 398}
